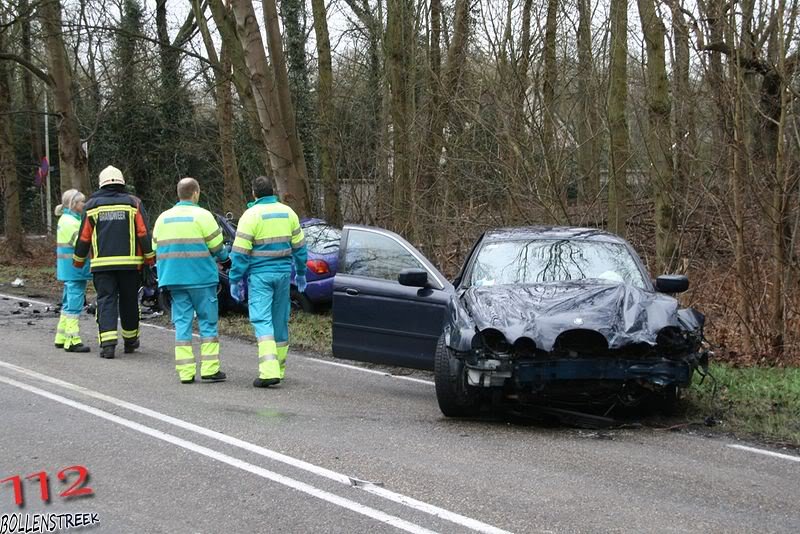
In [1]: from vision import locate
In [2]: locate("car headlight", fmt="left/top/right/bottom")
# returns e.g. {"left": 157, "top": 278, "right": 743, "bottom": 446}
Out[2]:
{"left": 480, "top": 328, "right": 511, "bottom": 354}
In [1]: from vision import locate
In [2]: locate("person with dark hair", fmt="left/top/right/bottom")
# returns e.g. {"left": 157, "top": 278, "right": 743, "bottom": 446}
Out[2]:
{"left": 74, "top": 165, "right": 155, "bottom": 359}
{"left": 54, "top": 189, "right": 91, "bottom": 353}
{"left": 229, "top": 176, "right": 307, "bottom": 387}
{"left": 152, "top": 177, "right": 229, "bottom": 384}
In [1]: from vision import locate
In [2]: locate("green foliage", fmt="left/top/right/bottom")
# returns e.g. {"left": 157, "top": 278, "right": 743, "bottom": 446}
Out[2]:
{"left": 685, "top": 363, "right": 800, "bottom": 446}
{"left": 218, "top": 309, "right": 332, "bottom": 355}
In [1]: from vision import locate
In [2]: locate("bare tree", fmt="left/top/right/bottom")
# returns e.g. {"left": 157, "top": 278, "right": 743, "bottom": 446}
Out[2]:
{"left": 576, "top": 0, "right": 600, "bottom": 201}
{"left": 542, "top": 0, "right": 563, "bottom": 222}
{"left": 386, "top": 0, "right": 416, "bottom": 232}
{"left": 311, "top": 0, "right": 341, "bottom": 225}
{"left": 637, "top": 0, "right": 675, "bottom": 273}
{"left": 39, "top": 0, "right": 89, "bottom": 193}
{"left": 0, "top": 27, "right": 25, "bottom": 254}
{"left": 607, "top": 0, "right": 630, "bottom": 236}
{"left": 192, "top": 0, "right": 245, "bottom": 215}
{"left": 230, "top": 0, "right": 311, "bottom": 214}
{"left": 262, "top": 0, "right": 310, "bottom": 187}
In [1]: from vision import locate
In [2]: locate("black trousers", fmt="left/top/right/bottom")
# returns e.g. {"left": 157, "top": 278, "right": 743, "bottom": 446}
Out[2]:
{"left": 93, "top": 270, "right": 140, "bottom": 347}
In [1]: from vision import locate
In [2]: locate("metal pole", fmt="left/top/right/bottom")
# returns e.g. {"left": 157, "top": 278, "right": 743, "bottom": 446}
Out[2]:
{"left": 44, "top": 94, "right": 52, "bottom": 234}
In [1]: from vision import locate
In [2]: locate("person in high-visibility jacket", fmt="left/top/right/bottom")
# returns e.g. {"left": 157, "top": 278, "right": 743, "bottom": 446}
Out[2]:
{"left": 152, "top": 178, "right": 229, "bottom": 384}
{"left": 73, "top": 165, "right": 155, "bottom": 359}
{"left": 54, "top": 189, "right": 91, "bottom": 353}
{"left": 229, "top": 176, "right": 307, "bottom": 388}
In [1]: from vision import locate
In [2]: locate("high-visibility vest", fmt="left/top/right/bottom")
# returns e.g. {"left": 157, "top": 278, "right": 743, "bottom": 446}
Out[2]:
{"left": 228, "top": 196, "right": 307, "bottom": 282}
{"left": 152, "top": 202, "right": 228, "bottom": 289}
{"left": 56, "top": 210, "right": 91, "bottom": 281}
{"left": 73, "top": 186, "right": 155, "bottom": 271}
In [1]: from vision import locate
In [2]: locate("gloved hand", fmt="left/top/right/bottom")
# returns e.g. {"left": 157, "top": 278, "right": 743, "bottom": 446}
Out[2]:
{"left": 230, "top": 280, "right": 244, "bottom": 303}
{"left": 295, "top": 274, "right": 307, "bottom": 293}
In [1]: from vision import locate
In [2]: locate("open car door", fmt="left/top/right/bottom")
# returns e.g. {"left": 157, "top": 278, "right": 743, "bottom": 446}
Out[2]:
{"left": 332, "top": 225, "right": 453, "bottom": 370}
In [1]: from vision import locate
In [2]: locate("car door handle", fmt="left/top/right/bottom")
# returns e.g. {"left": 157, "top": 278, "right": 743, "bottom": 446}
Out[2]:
{"left": 345, "top": 288, "right": 359, "bottom": 296}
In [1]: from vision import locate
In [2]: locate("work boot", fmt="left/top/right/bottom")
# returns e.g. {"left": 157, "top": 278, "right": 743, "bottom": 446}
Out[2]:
{"left": 54, "top": 343, "right": 64, "bottom": 349}
{"left": 124, "top": 339, "right": 140, "bottom": 354}
{"left": 100, "top": 346, "right": 115, "bottom": 359}
{"left": 65, "top": 343, "right": 90, "bottom": 353}
{"left": 180, "top": 377, "right": 195, "bottom": 384}
{"left": 253, "top": 377, "right": 280, "bottom": 388}
{"left": 201, "top": 371, "right": 226, "bottom": 382}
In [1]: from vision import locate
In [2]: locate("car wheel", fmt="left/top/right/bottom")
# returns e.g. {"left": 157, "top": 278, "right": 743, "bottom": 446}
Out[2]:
{"left": 157, "top": 288, "right": 172, "bottom": 316}
{"left": 434, "top": 335, "right": 480, "bottom": 417}
{"left": 290, "top": 288, "right": 315, "bottom": 313}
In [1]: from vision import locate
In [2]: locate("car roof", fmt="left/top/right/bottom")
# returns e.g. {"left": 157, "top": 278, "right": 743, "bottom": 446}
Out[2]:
{"left": 483, "top": 226, "right": 629, "bottom": 245}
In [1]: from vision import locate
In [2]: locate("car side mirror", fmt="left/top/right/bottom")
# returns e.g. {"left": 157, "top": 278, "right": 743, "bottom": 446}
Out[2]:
{"left": 655, "top": 275, "right": 689, "bottom": 294}
{"left": 398, "top": 268, "right": 429, "bottom": 288}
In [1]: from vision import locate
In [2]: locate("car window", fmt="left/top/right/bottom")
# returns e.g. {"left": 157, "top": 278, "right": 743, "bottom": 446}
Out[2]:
{"left": 343, "top": 229, "right": 425, "bottom": 281}
{"left": 468, "top": 239, "right": 647, "bottom": 288}
{"left": 304, "top": 224, "right": 341, "bottom": 254}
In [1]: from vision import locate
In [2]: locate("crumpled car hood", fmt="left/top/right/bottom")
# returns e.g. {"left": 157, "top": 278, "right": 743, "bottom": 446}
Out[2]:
{"left": 461, "top": 281, "right": 701, "bottom": 351}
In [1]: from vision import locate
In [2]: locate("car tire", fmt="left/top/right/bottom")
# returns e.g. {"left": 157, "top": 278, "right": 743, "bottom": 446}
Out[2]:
{"left": 290, "top": 288, "right": 315, "bottom": 313}
{"left": 434, "top": 335, "right": 480, "bottom": 417}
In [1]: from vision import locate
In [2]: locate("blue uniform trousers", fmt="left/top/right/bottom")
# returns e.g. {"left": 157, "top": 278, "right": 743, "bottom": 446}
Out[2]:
{"left": 170, "top": 286, "right": 220, "bottom": 381}
{"left": 248, "top": 272, "right": 290, "bottom": 380}
{"left": 54, "top": 281, "right": 87, "bottom": 349}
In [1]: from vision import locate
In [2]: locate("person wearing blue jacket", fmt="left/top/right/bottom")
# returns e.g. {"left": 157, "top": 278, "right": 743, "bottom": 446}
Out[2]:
{"left": 152, "top": 178, "right": 229, "bottom": 384}
{"left": 54, "top": 189, "right": 91, "bottom": 353}
{"left": 229, "top": 176, "right": 307, "bottom": 387}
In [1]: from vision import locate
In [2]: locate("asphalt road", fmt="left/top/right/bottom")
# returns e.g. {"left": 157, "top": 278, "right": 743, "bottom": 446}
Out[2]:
{"left": 0, "top": 292, "right": 798, "bottom": 534}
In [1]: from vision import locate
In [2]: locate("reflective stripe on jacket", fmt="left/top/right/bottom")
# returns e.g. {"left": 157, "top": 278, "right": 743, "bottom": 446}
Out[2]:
{"left": 152, "top": 201, "right": 229, "bottom": 289}
{"left": 228, "top": 196, "right": 307, "bottom": 283}
{"left": 73, "top": 185, "right": 154, "bottom": 271}
{"left": 56, "top": 210, "right": 91, "bottom": 281}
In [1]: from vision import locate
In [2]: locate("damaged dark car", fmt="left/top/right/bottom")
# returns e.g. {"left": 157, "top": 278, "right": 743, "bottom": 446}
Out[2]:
{"left": 332, "top": 226, "right": 709, "bottom": 418}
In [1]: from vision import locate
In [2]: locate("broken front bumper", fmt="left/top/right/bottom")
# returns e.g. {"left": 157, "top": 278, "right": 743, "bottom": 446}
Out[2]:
{"left": 465, "top": 358, "right": 696, "bottom": 388}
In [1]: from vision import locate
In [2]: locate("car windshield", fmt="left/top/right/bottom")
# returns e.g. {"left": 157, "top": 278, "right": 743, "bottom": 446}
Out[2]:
{"left": 304, "top": 224, "right": 341, "bottom": 254}
{"left": 468, "top": 239, "right": 647, "bottom": 288}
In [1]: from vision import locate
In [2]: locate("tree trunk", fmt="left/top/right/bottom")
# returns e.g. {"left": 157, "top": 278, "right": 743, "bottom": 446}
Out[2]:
{"left": 206, "top": 0, "right": 270, "bottom": 175}
{"left": 727, "top": 7, "right": 754, "bottom": 351}
{"left": 416, "top": 0, "right": 443, "bottom": 237}
{"left": 219, "top": 43, "right": 246, "bottom": 217}
{"left": 262, "top": 0, "right": 310, "bottom": 185}
{"left": 192, "top": 0, "right": 245, "bottom": 214}
{"left": 542, "top": 0, "right": 563, "bottom": 222}
{"left": 576, "top": 0, "right": 600, "bottom": 202}
{"left": 311, "top": 0, "right": 342, "bottom": 225}
{"left": 607, "top": 0, "right": 629, "bottom": 237}
{"left": 637, "top": 0, "right": 675, "bottom": 274}
{"left": 768, "top": 1, "right": 789, "bottom": 356}
{"left": 156, "top": 0, "right": 184, "bottom": 109}
{"left": 21, "top": 0, "right": 43, "bottom": 166}
{"left": 0, "top": 43, "right": 26, "bottom": 255}
{"left": 668, "top": 0, "right": 693, "bottom": 206}
{"left": 281, "top": 0, "right": 315, "bottom": 185}
{"left": 386, "top": 0, "right": 415, "bottom": 232}
{"left": 230, "top": 0, "right": 311, "bottom": 214}
{"left": 39, "top": 0, "right": 89, "bottom": 194}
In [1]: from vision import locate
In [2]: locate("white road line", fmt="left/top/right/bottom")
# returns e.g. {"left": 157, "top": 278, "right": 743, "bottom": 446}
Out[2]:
{"left": 727, "top": 444, "right": 800, "bottom": 463}
{"left": 0, "top": 361, "right": 510, "bottom": 534}
{"left": 310, "top": 359, "right": 435, "bottom": 386}
{"left": 0, "top": 291, "right": 434, "bottom": 386}
{"left": 0, "top": 374, "right": 436, "bottom": 534}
